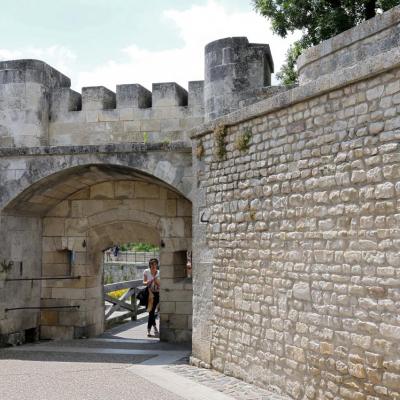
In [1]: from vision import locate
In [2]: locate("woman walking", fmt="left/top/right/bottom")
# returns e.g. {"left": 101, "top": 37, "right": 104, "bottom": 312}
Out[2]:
{"left": 143, "top": 258, "right": 160, "bottom": 337}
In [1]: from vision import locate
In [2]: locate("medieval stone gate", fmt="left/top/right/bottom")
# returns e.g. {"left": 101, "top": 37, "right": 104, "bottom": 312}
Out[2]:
{"left": 2, "top": 7, "right": 400, "bottom": 399}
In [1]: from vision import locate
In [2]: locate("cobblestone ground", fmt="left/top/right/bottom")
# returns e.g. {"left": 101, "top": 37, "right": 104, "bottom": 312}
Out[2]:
{"left": 166, "top": 357, "right": 290, "bottom": 400}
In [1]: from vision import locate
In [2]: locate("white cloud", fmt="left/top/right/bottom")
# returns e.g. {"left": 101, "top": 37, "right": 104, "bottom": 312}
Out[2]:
{"left": 76, "top": 0, "right": 300, "bottom": 91}
{"left": 0, "top": 1, "right": 301, "bottom": 92}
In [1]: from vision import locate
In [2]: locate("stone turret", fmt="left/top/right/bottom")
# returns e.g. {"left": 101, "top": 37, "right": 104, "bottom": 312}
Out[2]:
{"left": 204, "top": 37, "right": 274, "bottom": 121}
{"left": 0, "top": 60, "right": 70, "bottom": 147}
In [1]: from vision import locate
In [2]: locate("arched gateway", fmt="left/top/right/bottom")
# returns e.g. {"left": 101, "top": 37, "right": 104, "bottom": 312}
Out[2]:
{"left": 0, "top": 157, "right": 192, "bottom": 343}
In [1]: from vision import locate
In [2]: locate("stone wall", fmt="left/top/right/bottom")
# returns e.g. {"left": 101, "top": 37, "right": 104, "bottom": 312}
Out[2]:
{"left": 103, "top": 263, "right": 147, "bottom": 283}
{"left": 0, "top": 215, "right": 41, "bottom": 344}
{"left": 191, "top": 6, "right": 400, "bottom": 399}
{"left": 49, "top": 81, "right": 204, "bottom": 146}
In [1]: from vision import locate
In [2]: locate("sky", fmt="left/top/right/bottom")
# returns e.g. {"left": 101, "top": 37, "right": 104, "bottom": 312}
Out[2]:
{"left": 0, "top": 0, "right": 300, "bottom": 91}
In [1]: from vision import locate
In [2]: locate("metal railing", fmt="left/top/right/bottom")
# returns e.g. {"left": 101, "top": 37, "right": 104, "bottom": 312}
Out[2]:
{"left": 103, "top": 251, "right": 159, "bottom": 264}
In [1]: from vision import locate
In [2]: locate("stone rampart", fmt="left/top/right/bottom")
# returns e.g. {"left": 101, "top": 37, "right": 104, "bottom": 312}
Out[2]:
{"left": 0, "top": 37, "right": 274, "bottom": 148}
{"left": 192, "top": 5, "right": 400, "bottom": 399}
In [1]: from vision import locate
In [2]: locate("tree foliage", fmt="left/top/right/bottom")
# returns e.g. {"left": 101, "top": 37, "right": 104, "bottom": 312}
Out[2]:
{"left": 254, "top": 0, "right": 400, "bottom": 84}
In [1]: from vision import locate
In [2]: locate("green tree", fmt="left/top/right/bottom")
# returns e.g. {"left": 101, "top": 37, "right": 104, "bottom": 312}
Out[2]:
{"left": 254, "top": 0, "right": 400, "bottom": 84}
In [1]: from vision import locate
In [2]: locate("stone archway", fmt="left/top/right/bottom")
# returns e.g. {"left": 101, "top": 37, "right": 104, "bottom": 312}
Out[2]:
{"left": 0, "top": 164, "right": 192, "bottom": 344}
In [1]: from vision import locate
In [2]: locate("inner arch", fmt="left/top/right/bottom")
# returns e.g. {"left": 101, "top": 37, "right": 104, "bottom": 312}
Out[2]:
{"left": 3, "top": 164, "right": 190, "bottom": 217}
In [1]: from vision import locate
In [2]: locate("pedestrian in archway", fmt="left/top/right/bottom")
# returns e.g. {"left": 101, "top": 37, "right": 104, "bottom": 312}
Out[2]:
{"left": 143, "top": 258, "right": 160, "bottom": 337}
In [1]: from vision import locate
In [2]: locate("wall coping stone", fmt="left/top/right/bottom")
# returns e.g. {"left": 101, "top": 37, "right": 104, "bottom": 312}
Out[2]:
{"left": 0, "top": 59, "right": 71, "bottom": 88}
{"left": 297, "top": 5, "right": 400, "bottom": 72}
{"left": 191, "top": 45, "right": 400, "bottom": 139}
{"left": 0, "top": 141, "right": 191, "bottom": 157}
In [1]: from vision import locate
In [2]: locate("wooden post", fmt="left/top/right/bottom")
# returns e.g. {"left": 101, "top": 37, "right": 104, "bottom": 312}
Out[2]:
{"left": 131, "top": 288, "right": 137, "bottom": 320}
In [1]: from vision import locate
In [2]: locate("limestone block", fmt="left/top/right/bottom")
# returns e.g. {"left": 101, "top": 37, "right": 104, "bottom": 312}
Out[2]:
{"left": 293, "top": 282, "right": 311, "bottom": 301}
{"left": 160, "top": 218, "right": 185, "bottom": 237}
{"left": 65, "top": 218, "right": 88, "bottom": 236}
{"left": 42, "top": 263, "right": 69, "bottom": 277}
{"left": 135, "top": 182, "right": 159, "bottom": 198}
{"left": 123, "top": 120, "right": 141, "bottom": 133}
{"left": 140, "top": 118, "right": 161, "bottom": 131}
{"left": 46, "top": 200, "right": 70, "bottom": 217}
{"left": 68, "top": 188, "right": 90, "bottom": 200}
{"left": 161, "top": 301, "right": 176, "bottom": 313}
{"left": 161, "top": 289, "right": 193, "bottom": 302}
{"left": 97, "top": 109, "right": 119, "bottom": 122}
{"left": 188, "top": 81, "right": 204, "bottom": 109}
{"left": 167, "top": 314, "right": 189, "bottom": 330}
{"left": 383, "top": 372, "right": 400, "bottom": 390}
{"left": 166, "top": 199, "right": 177, "bottom": 217}
{"left": 175, "top": 301, "right": 193, "bottom": 315}
{"left": 40, "top": 310, "right": 58, "bottom": 325}
{"left": 160, "top": 118, "right": 180, "bottom": 131}
{"left": 40, "top": 325, "right": 74, "bottom": 340}
{"left": 50, "top": 88, "right": 82, "bottom": 117}
{"left": 51, "top": 288, "right": 85, "bottom": 300}
{"left": 177, "top": 199, "right": 192, "bottom": 217}
{"left": 145, "top": 199, "right": 166, "bottom": 215}
{"left": 82, "top": 86, "right": 116, "bottom": 111}
{"left": 90, "top": 182, "right": 115, "bottom": 199}
{"left": 174, "top": 329, "right": 192, "bottom": 343}
{"left": 285, "top": 345, "right": 306, "bottom": 363}
{"left": 43, "top": 217, "right": 65, "bottom": 236}
{"left": 159, "top": 251, "right": 174, "bottom": 266}
{"left": 152, "top": 82, "right": 188, "bottom": 107}
{"left": 115, "top": 181, "right": 135, "bottom": 199}
{"left": 58, "top": 310, "right": 86, "bottom": 326}
{"left": 116, "top": 84, "right": 151, "bottom": 109}
{"left": 379, "top": 323, "right": 400, "bottom": 340}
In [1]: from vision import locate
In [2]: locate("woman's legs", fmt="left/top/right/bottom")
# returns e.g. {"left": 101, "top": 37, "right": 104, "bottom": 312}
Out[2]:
{"left": 147, "top": 292, "right": 160, "bottom": 333}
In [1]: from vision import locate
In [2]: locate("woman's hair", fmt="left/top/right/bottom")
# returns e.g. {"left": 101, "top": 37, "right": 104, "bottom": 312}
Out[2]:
{"left": 149, "top": 258, "right": 159, "bottom": 267}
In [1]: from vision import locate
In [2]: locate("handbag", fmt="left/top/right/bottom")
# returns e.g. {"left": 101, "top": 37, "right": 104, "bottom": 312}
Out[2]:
{"left": 136, "top": 286, "right": 149, "bottom": 306}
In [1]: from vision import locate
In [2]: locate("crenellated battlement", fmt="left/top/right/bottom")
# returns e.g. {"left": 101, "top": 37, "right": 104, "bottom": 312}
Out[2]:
{"left": 0, "top": 37, "right": 274, "bottom": 148}
{"left": 51, "top": 80, "right": 204, "bottom": 114}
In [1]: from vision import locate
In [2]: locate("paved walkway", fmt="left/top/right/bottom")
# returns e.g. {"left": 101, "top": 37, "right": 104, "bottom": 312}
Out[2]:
{"left": 0, "top": 315, "right": 290, "bottom": 400}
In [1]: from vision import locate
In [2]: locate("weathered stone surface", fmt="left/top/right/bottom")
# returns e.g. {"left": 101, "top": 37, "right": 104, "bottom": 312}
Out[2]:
{"left": 2, "top": 6, "right": 400, "bottom": 399}
{"left": 293, "top": 282, "right": 311, "bottom": 301}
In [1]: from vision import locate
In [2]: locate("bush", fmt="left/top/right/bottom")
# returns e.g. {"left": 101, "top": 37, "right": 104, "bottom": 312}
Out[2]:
{"left": 118, "top": 242, "right": 159, "bottom": 252}
{"left": 108, "top": 288, "right": 128, "bottom": 299}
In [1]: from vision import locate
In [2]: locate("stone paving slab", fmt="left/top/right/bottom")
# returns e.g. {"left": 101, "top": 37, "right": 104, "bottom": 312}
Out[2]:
{"left": 0, "top": 348, "right": 154, "bottom": 364}
{"left": 0, "top": 358, "right": 186, "bottom": 400}
{"left": 166, "top": 358, "right": 291, "bottom": 400}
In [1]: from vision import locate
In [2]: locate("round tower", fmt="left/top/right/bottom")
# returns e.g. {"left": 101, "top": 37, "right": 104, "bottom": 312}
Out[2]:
{"left": 204, "top": 37, "right": 274, "bottom": 122}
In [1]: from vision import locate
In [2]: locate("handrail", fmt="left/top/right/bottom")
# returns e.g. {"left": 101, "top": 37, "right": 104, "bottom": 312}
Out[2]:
{"left": 103, "top": 279, "right": 146, "bottom": 324}
{"left": 103, "top": 279, "right": 143, "bottom": 293}
{"left": 6, "top": 276, "right": 81, "bottom": 282}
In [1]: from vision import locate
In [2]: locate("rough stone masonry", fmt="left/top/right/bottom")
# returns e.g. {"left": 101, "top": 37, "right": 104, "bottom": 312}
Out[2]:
{"left": 0, "top": 4, "right": 400, "bottom": 400}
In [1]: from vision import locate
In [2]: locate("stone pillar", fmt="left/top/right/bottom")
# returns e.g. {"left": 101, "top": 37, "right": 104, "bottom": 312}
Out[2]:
{"left": 0, "top": 59, "right": 70, "bottom": 147}
{"left": 190, "top": 143, "right": 214, "bottom": 365}
{"left": 0, "top": 214, "right": 42, "bottom": 345}
{"left": 204, "top": 37, "right": 273, "bottom": 121}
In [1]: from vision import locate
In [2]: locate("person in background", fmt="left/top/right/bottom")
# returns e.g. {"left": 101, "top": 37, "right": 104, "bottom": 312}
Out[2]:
{"left": 113, "top": 244, "right": 120, "bottom": 258}
{"left": 143, "top": 258, "right": 160, "bottom": 337}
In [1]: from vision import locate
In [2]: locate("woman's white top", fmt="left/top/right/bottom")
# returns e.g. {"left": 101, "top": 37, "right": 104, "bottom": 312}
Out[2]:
{"left": 143, "top": 269, "right": 160, "bottom": 292}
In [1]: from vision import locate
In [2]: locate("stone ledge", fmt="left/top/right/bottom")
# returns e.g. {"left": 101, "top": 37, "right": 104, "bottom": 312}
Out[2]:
{"left": 191, "top": 45, "right": 400, "bottom": 139}
{"left": 0, "top": 59, "right": 71, "bottom": 88}
{"left": 0, "top": 141, "right": 192, "bottom": 157}
{"left": 297, "top": 5, "right": 400, "bottom": 70}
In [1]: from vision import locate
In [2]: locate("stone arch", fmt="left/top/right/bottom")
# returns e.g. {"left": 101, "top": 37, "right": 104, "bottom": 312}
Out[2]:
{"left": 0, "top": 162, "right": 192, "bottom": 344}
{"left": 0, "top": 149, "right": 192, "bottom": 214}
